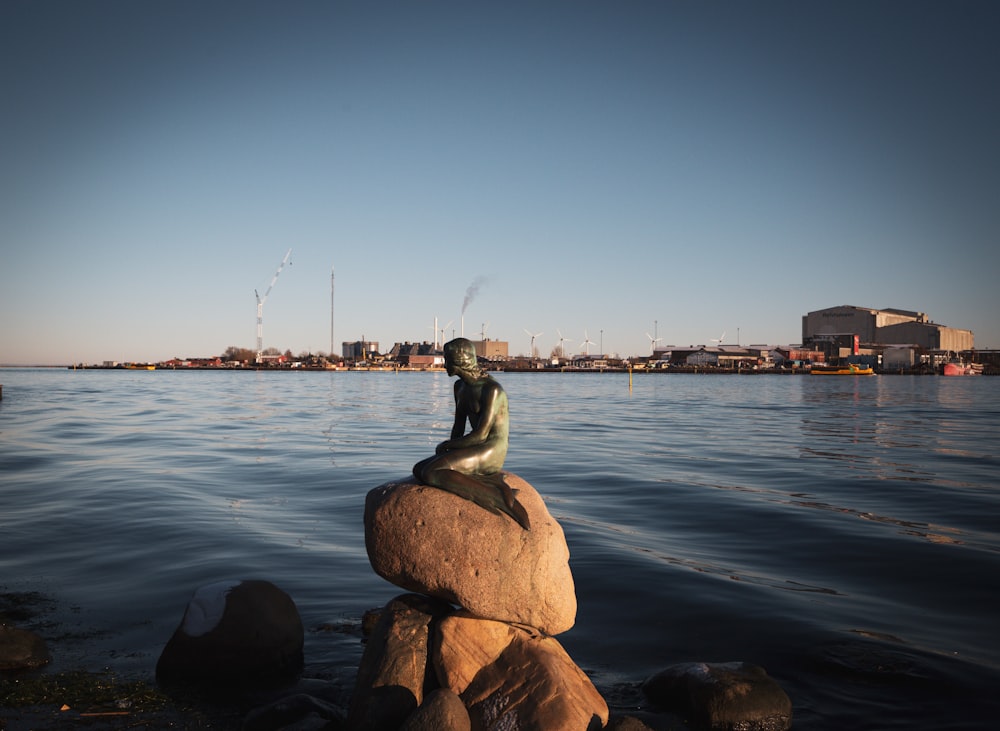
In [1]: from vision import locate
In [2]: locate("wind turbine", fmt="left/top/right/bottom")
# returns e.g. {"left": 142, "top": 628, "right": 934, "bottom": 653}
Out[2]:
{"left": 438, "top": 320, "right": 454, "bottom": 349}
{"left": 255, "top": 248, "right": 292, "bottom": 364}
{"left": 481, "top": 322, "right": 491, "bottom": 341}
{"left": 580, "top": 331, "right": 595, "bottom": 356}
{"left": 556, "top": 330, "right": 571, "bottom": 358}
{"left": 711, "top": 331, "right": 727, "bottom": 346}
{"left": 645, "top": 331, "right": 662, "bottom": 355}
{"left": 524, "top": 328, "right": 543, "bottom": 358}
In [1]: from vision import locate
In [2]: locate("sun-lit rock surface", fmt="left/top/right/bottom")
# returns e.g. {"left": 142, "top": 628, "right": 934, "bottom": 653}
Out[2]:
{"left": 364, "top": 472, "right": 576, "bottom": 636}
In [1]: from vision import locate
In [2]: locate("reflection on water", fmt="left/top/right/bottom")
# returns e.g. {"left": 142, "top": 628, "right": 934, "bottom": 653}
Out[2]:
{"left": 797, "top": 377, "right": 993, "bottom": 485}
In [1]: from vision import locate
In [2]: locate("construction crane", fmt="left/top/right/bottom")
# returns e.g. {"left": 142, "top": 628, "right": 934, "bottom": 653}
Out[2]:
{"left": 255, "top": 248, "right": 292, "bottom": 364}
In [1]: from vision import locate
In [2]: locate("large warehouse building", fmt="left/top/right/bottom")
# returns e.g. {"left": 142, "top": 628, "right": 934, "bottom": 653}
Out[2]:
{"left": 802, "top": 305, "right": 973, "bottom": 352}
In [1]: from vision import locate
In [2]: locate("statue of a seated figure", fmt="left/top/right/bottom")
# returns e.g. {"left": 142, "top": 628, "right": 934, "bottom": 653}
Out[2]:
{"left": 413, "top": 338, "right": 530, "bottom": 530}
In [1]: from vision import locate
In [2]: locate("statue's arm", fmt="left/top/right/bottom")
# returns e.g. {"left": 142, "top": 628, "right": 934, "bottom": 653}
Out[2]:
{"left": 448, "top": 381, "right": 466, "bottom": 439}
{"left": 436, "top": 382, "right": 468, "bottom": 452}
{"left": 443, "top": 382, "right": 500, "bottom": 450}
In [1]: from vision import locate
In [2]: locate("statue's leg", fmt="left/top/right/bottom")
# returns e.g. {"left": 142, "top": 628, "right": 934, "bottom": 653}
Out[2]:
{"left": 412, "top": 455, "right": 435, "bottom": 482}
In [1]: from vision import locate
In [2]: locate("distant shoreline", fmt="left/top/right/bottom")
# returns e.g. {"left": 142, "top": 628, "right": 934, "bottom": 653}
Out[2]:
{"left": 2, "top": 364, "right": 989, "bottom": 375}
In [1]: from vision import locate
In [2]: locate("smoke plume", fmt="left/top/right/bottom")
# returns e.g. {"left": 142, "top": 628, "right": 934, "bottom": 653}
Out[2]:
{"left": 461, "top": 276, "right": 489, "bottom": 314}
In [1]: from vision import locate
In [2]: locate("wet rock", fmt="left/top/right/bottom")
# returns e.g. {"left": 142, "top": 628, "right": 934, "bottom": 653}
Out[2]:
{"left": 816, "top": 638, "right": 931, "bottom": 684}
{"left": 364, "top": 473, "right": 576, "bottom": 635}
{"left": 434, "top": 612, "right": 609, "bottom": 731}
{"left": 156, "top": 579, "right": 303, "bottom": 689}
{"left": 0, "top": 625, "right": 50, "bottom": 670}
{"left": 642, "top": 661, "right": 791, "bottom": 731}
{"left": 399, "top": 687, "right": 471, "bottom": 731}
{"left": 243, "top": 692, "right": 346, "bottom": 731}
{"left": 347, "top": 594, "right": 451, "bottom": 731}
{"left": 607, "top": 717, "right": 660, "bottom": 731}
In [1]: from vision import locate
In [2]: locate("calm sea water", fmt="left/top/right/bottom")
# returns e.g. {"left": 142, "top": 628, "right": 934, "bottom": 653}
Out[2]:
{"left": 1, "top": 368, "right": 998, "bottom": 729}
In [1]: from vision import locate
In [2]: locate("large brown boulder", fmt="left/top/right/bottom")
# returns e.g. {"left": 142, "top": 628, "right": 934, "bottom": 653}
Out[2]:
{"left": 434, "top": 612, "right": 609, "bottom": 730}
{"left": 364, "top": 473, "right": 576, "bottom": 636}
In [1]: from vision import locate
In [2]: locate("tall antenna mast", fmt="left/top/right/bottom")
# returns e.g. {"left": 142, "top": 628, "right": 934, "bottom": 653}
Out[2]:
{"left": 330, "top": 264, "right": 336, "bottom": 358}
{"left": 255, "top": 248, "right": 292, "bottom": 364}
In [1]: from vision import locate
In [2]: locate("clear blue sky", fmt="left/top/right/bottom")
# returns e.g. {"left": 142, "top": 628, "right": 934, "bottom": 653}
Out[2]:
{"left": 2, "top": 0, "right": 998, "bottom": 364}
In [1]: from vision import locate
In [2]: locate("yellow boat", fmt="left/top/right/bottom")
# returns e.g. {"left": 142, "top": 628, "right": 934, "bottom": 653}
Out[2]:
{"left": 810, "top": 364, "right": 874, "bottom": 375}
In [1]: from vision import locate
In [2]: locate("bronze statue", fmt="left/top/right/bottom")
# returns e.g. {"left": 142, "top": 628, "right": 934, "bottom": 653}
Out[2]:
{"left": 413, "top": 338, "right": 530, "bottom": 530}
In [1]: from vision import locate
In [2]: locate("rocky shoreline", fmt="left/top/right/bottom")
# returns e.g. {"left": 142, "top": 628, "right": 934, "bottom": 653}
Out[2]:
{"left": 2, "top": 475, "right": 793, "bottom": 730}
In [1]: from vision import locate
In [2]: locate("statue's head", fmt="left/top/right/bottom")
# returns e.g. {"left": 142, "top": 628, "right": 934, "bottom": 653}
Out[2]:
{"left": 443, "top": 338, "right": 480, "bottom": 376}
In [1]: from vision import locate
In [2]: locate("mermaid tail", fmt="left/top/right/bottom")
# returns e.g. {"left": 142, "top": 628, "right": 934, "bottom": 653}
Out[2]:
{"left": 478, "top": 472, "right": 531, "bottom": 531}
{"left": 429, "top": 471, "right": 531, "bottom": 530}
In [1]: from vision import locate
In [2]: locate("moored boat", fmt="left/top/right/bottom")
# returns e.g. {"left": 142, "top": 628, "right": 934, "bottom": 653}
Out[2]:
{"left": 810, "top": 364, "right": 875, "bottom": 376}
{"left": 943, "top": 361, "right": 982, "bottom": 376}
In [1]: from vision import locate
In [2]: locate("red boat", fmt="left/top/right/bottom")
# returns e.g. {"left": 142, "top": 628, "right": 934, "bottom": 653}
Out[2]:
{"left": 943, "top": 361, "right": 981, "bottom": 376}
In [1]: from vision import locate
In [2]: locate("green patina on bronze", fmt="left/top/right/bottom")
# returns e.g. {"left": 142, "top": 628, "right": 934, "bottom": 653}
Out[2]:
{"left": 413, "top": 338, "right": 530, "bottom": 530}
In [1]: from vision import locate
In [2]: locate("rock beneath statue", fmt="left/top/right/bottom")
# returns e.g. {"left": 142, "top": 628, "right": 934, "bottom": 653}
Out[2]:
{"left": 434, "top": 612, "right": 608, "bottom": 730}
{"left": 350, "top": 596, "right": 607, "bottom": 731}
{"left": 156, "top": 579, "right": 304, "bottom": 689}
{"left": 0, "top": 625, "right": 50, "bottom": 670}
{"left": 642, "top": 661, "right": 792, "bottom": 731}
{"left": 364, "top": 473, "right": 576, "bottom": 636}
{"left": 347, "top": 594, "right": 452, "bottom": 731}
{"left": 399, "top": 687, "right": 471, "bottom": 731}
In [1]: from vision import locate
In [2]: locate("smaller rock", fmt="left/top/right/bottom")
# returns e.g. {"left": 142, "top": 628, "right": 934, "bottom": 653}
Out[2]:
{"left": 606, "top": 717, "right": 659, "bottom": 731}
{"left": 400, "top": 688, "right": 471, "bottom": 731}
{"left": 0, "top": 625, "right": 50, "bottom": 670}
{"left": 431, "top": 613, "right": 517, "bottom": 692}
{"left": 642, "top": 661, "right": 792, "bottom": 731}
{"left": 435, "top": 613, "right": 609, "bottom": 731}
{"left": 243, "top": 692, "right": 346, "bottom": 731}
{"left": 347, "top": 594, "right": 452, "bottom": 731}
{"left": 156, "top": 579, "right": 303, "bottom": 689}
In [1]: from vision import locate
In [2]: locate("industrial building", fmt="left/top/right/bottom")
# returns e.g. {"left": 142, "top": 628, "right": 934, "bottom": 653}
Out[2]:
{"left": 659, "top": 345, "right": 763, "bottom": 368}
{"left": 387, "top": 341, "right": 444, "bottom": 368}
{"left": 342, "top": 340, "right": 380, "bottom": 360}
{"left": 474, "top": 339, "right": 509, "bottom": 361}
{"left": 802, "top": 305, "right": 973, "bottom": 353}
